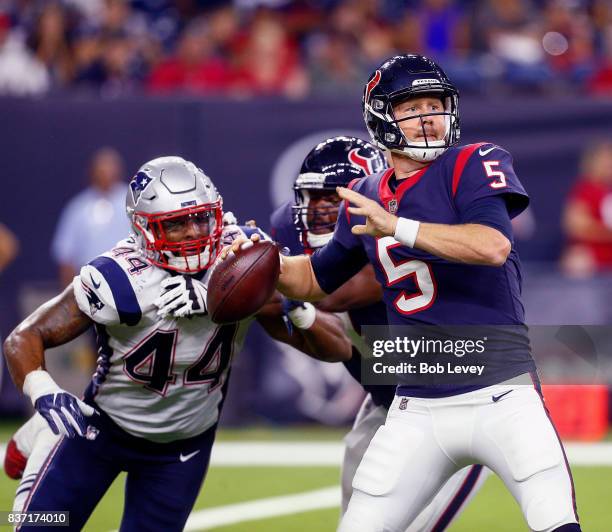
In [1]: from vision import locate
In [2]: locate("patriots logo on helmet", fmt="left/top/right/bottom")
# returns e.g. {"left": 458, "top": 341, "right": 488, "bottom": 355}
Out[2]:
{"left": 348, "top": 148, "right": 377, "bottom": 175}
{"left": 130, "top": 171, "right": 154, "bottom": 204}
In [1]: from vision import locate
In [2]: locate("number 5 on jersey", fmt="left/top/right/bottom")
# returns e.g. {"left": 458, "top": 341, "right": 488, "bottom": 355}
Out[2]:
{"left": 483, "top": 161, "right": 507, "bottom": 189}
{"left": 377, "top": 237, "right": 437, "bottom": 314}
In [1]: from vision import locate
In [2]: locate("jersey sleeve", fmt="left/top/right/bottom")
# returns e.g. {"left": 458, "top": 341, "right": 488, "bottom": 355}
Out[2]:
{"left": 310, "top": 199, "right": 369, "bottom": 294}
{"left": 453, "top": 144, "right": 529, "bottom": 220}
{"left": 269, "top": 204, "right": 289, "bottom": 244}
{"left": 458, "top": 195, "right": 513, "bottom": 240}
{"left": 269, "top": 223, "right": 294, "bottom": 251}
{"left": 73, "top": 257, "right": 142, "bottom": 326}
{"left": 269, "top": 202, "right": 304, "bottom": 255}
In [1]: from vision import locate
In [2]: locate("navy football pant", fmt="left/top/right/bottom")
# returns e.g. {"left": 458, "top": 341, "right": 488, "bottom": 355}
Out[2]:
{"left": 20, "top": 405, "right": 216, "bottom": 531}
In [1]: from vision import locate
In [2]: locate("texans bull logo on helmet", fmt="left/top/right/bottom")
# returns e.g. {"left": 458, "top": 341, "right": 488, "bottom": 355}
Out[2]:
{"left": 292, "top": 136, "right": 389, "bottom": 251}
{"left": 348, "top": 148, "right": 379, "bottom": 175}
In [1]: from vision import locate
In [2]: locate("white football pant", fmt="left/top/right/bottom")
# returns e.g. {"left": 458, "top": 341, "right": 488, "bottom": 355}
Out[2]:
{"left": 342, "top": 394, "right": 490, "bottom": 531}
{"left": 340, "top": 378, "right": 578, "bottom": 532}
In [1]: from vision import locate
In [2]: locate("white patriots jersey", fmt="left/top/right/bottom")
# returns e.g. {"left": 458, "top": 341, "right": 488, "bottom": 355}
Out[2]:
{"left": 73, "top": 226, "right": 268, "bottom": 443}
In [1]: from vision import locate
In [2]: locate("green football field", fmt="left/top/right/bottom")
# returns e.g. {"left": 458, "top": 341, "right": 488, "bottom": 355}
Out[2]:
{"left": 1, "top": 424, "right": 611, "bottom": 531}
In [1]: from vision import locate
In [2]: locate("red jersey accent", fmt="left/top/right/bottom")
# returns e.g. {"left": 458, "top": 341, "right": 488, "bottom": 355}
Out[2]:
{"left": 378, "top": 167, "right": 429, "bottom": 212}
{"left": 452, "top": 143, "right": 488, "bottom": 197}
{"left": 345, "top": 178, "right": 361, "bottom": 223}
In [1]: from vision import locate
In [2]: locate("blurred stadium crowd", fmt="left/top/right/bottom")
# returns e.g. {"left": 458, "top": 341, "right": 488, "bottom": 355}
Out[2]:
{"left": 0, "top": 0, "right": 611, "bottom": 98}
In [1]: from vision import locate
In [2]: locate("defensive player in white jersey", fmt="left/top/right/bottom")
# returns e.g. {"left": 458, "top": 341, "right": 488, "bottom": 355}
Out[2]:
{"left": 2, "top": 156, "right": 352, "bottom": 531}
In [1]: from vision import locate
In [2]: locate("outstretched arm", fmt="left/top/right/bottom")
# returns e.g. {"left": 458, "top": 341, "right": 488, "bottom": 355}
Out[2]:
{"left": 220, "top": 237, "right": 328, "bottom": 302}
{"left": 4, "top": 285, "right": 92, "bottom": 391}
{"left": 255, "top": 293, "right": 352, "bottom": 362}
{"left": 3, "top": 286, "right": 96, "bottom": 438}
{"left": 277, "top": 254, "right": 328, "bottom": 301}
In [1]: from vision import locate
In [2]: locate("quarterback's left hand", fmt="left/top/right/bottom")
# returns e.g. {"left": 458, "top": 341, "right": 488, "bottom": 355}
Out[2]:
{"left": 154, "top": 276, "right": 207, "bottom": 318}
{"left": 337, "top": 186, "right": 397, "bottom": 238}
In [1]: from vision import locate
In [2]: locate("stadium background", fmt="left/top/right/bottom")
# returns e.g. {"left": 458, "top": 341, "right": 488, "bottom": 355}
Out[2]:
{"left": 0, "top": 0, "right": 611, "bottom": 530}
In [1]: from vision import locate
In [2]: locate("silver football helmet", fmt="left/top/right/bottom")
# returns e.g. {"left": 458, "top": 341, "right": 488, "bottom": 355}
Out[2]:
{"left": 125, "top": 156, "right": 223, "bottom": 273}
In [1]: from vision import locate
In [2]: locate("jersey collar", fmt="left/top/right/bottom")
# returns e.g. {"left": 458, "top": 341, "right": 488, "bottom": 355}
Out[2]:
{"left": 378, "top": 166, "right": 430, "bottom": 213}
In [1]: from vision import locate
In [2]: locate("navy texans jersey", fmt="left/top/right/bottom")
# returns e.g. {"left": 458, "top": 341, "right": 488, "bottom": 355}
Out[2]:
{"left": 311, "top": 143, "right": 537, "bottom": 396}
{"left": 269, "top": 202, "right": 303, "bottom": 258}
{"left": 270, "top": 202, "right": 395, "bottom": 408}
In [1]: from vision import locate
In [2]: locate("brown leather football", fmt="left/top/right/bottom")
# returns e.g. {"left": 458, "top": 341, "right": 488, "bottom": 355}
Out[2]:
{"left": 207, "top": 241, "right": 280, "bottom": 324}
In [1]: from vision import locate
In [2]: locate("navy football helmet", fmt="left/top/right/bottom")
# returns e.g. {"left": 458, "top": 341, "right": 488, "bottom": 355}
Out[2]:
{"left": 293, "top": 136, "right": 387, "bottom": 250}
{"left": 363, "top": 54, "right": 460, "bottom": 162}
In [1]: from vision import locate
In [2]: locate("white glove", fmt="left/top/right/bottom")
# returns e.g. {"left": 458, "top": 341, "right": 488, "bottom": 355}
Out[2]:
{"left": 23, "top": 370, "right": 96, "bottom": 439}
{"left": 154, "top": 276, "right": 207, "bottom": 318}
{"left": 222, "top": 211, "right": 238, "bottom": 226}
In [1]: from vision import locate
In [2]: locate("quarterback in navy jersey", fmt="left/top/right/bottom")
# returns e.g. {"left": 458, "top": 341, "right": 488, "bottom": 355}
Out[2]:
{"left": 225, "top": 55, "right": 580, "bottom": 532}
{"left": 270, "top": 135, "right": 489, "bottom": 530}
{"left": 3, "top": 157, "right": 351, "bottom": 531}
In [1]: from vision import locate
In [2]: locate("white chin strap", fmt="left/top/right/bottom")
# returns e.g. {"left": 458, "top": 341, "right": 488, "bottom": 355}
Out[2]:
{"left": 398, "top": 140, "right": 447, "bottom": 162}
{"left": 165, "top": 246, "right": 211, "bottom": 272}
{"left": 307, "top": 231, "right": 333, "bottom": 249}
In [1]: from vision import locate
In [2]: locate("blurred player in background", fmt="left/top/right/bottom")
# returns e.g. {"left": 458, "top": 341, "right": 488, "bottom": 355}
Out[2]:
{"left": 3, "top": 156, "right": 351, "bottom": 531}
{"left": 51, "top": 147, "right": 130, "bottom": 288}
{"left": 562, "top": 139, "right": 612, "bottom": 277}
{"left": 227, "top": 54, "right": 581, "bottom": 532}
{"left": 270, "top": 135, "right": 490, "bottom": 531}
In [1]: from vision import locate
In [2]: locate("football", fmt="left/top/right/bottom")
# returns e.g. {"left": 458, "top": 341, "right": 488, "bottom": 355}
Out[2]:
{"left": 207, "top": 240, "right": 281, "bottom": 324}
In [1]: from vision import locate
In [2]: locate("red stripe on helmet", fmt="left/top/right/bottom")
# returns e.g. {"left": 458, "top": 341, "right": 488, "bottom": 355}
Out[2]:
{"left": 365, "top": 70, "right": 382, "bottom": 102}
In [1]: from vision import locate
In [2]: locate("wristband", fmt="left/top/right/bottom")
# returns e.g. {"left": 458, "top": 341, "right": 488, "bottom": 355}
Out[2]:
{"left": 394, "top": 217, "right": 421, "bottom": 248}
{"left": 288, "top": 302, "right": 317, "bottom": 330}
{"left": 22, "top": 370, "right": 61, "bottom": 406}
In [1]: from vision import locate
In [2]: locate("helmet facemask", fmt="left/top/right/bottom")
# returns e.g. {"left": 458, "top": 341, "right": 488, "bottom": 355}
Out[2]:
{"left": 390, "top": 94, "right": 454, "bottom": 162}
{"left": 290, "top": 136, "right": 387, "bottom": 252}
{"left": 292, "top": 186, "right": 341, "bottom": 252}
{"left": 133, "top": 202, "right": 223, "bottom": 273}
{"left": 365, "top": 89, "right": 459, "bottom": 163}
